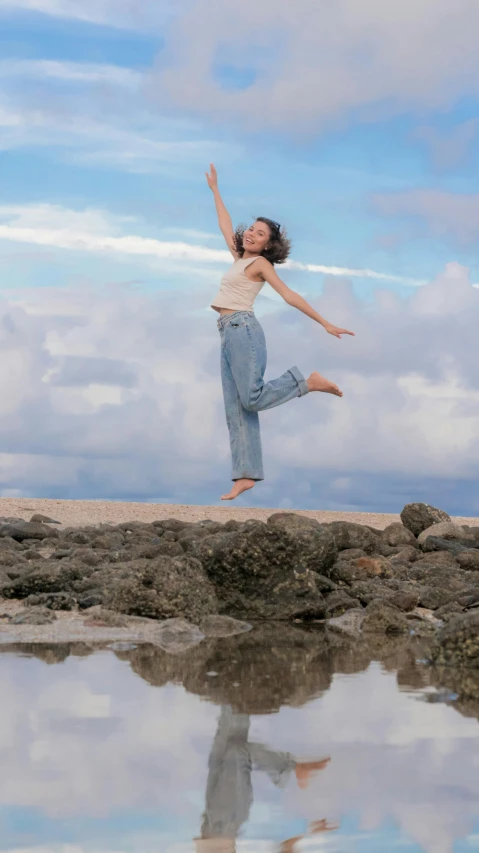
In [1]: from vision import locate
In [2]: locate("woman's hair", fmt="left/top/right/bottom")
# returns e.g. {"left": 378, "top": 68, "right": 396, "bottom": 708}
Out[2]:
{"left": 233, "top": 217, "right": 292, "bottom": 264}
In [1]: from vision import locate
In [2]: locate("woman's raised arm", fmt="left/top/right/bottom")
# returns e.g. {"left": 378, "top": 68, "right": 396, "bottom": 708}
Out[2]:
{"left": 256, "top": 258, "right": 355, "bottom": 339}
{"left": 205, "top": 163, "right": 238, "bottom": 258}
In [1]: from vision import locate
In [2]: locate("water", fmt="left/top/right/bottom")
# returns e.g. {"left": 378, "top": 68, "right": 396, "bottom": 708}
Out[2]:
{"left": 1, "top": 626, "right": 479, "bottom": 853}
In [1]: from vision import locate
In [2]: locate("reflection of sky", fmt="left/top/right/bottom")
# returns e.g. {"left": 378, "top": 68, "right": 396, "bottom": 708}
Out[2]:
{"left": 1, "top": 651, "right": 479, "bottom": 853}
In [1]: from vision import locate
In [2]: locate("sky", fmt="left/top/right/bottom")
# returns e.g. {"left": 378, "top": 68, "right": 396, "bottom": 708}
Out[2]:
{"left": 0, "top": 0, "right": 479, "bottom": 511}
{"left": 1, "top": 649, "right": 479, "bottom": 853}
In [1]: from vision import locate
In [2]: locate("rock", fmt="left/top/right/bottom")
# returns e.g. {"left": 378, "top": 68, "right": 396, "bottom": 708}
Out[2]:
{"left": 267, "top": 513, "right": 338, "bottom": 573}
{"left": 417, "top": 521, "right": 474, "bottom": 546}
{"left": 78, "top": 593, "right": 104, "bottom": 609}
{"left": 151, "top": 618, "right": 205, "bottom": 654}
{"left": 400, "top": 502, "right": 451, "bottom": 537}
{"left": 457, "top": 551, "right": 479, "bottom": 571}
{"left": 362, "top": 600, "right": 409, "bottom": 635}
{"left": 30, "top": 513, "right": 61, "bottom": 524}
{"left": 189, "top": 523, "right": 326, "bottom": 620}
{"left": 0, "top": 522, "right": 60, "bottom": 542}
{"left": 328, "top": 521, "right": 380, "bottom": 555}
{"left": 382, "top": 523, "right": 417, "bottom": 548}
{"left": 392, "top": 545, "right": 419, "bottom": 563}
{"left": 435, "top": 602, "right": 464, "bottom": 621}
{"left": 107, "top": 555, "right": 218, "bottom": 623}
{"left": 11, "top": 606, "right": 57, "bottom": 625}
{"left": 83, "top": 607, "right": 130, "bottom": 627}
{"left": 331, "top": 555, "right": 392, "bottom": 584}
{"left": 416, "top": 550, "right": 461, "bottom": 570}
{"left": 420, "top": 537, "right": 471, "bottom": 556}
{"left": 389, "top": 590, "right": 420, "bottom": 612}
{"left": 199, "top": 615, "right": 252, "bottom": 638}
{"left": 431, "top": 611, "right": 479, "bottom": 668}
{"left": 326, "top": 608, "right": 365, "bottom": 636}
{"left": 25, "top": 592, "right": 76, "bottom": 611}
{"left": 324, "top": 590, "right": 361, "bottom": 617}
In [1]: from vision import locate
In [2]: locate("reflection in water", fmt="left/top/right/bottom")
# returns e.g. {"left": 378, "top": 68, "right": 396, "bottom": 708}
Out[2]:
{"left": 196, "top": 705, "right": 333, "bottom": 853}
{"left": 1, "top": 626, "right": 479, "bottom": 852}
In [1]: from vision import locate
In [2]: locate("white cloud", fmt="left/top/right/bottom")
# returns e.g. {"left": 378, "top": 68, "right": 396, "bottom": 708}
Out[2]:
{"left": 415, "top": 119, "right": 479, "bottom": 172}
{"left": 0, "top": 256, "right": 476, "bottom": 508}
{"left": 372, "top": 190, "right": 479, "bottom": 246}
{"left": 149, "top": 0, "right": 479, "bottom": 132}
{"left": 0, "top": 203, "right": 426, "bottom": 284}
{"left": 0, "top": 59, "right": 142, "bottom": 87}
{"left": 0, "top": 0, "right": 177, "bottom": 29}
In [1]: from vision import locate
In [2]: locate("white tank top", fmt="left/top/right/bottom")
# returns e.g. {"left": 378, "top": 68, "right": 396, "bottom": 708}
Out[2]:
{"left": 211, "top": 256, "right": 264, "bottom": 312}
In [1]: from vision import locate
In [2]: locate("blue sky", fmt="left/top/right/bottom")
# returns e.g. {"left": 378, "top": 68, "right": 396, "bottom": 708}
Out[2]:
{"left": 0, "top": 1, "right": 479, "bottom": 511}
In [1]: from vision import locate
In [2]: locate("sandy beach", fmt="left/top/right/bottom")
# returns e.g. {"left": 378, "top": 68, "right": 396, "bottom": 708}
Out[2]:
{"left": 0, "top": 497, "right": 477, "bottom": 530}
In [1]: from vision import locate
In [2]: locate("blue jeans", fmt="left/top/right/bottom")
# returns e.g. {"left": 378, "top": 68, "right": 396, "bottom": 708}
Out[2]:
{"left": 218, "top": 311, "right": 309, "bottom": 481}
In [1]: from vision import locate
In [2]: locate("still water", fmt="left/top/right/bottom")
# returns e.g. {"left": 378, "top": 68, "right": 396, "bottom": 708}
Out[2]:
{"left": 1, "top": 626, "right": 479, "bottom": 853}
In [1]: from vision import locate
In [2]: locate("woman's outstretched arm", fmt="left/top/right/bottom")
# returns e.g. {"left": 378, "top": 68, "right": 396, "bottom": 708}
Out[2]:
{"left": 256, "top": 258, "right": 355, "bottom": 339}
{"left": 205, "top": 163, "right": 238, "bottom": 258}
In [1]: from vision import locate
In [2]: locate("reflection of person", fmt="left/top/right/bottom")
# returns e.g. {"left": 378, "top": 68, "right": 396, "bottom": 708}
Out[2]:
{"left": 194, "top": 705, "right": 335, "bottom": 853}
{"left": 206, "top": 163, "right": 354, "bottom": 501}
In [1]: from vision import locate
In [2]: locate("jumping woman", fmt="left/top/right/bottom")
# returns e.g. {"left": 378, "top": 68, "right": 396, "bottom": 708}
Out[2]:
{"left": 206, "top": 164, "right": 354, "bottom": 502}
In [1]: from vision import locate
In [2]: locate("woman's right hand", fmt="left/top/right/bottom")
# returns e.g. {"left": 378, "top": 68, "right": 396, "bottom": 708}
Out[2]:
{"left": 205, "top": 162, "right": 218, "bottom": 190}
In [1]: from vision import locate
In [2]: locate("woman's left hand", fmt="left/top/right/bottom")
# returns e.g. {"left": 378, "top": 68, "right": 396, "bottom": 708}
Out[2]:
{"left": 324, "top": 323, "right": 355, "bottom": 339}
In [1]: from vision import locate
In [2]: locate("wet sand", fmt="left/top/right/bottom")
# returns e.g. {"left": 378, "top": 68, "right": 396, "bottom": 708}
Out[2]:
{"left": 0, "top": 497, "right": 477, "bottom": 530}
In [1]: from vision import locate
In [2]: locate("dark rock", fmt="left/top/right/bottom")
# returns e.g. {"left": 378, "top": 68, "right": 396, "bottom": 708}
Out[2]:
{"left": 417, "top": 521, "right": 475, "bottom": 546}
{"left": 326, "top": 608, "right": 364, "bottom": 636}
{"left": 1, "top": 560, "right": 88, "bottom": 598}
{"left": 418, "top": 586, "right": 455, "bottom": 610}
{"left": 382, "top": 523, "right": 417, "bottom": 548}
{"left": 267, "top": 513, "right": 338, "bottom": 573}
{"left": 311, "top": 574, "right": 338, "bottom": 593}
{"left": 199, "top": 615, "right": 252, "bottom": 638}
{"left": 189, "top": 523, "right": 326, "bottom": 620}
{"left": 331, "top": 555, "right": 392, "bottom": 584}
{"left": 25, "top": 592, "right": 76, "bottom": 611}
{"left": 350, "top": 579, "right": 396, "bottom": 606}
{"left": 107, "top": 555, "right": 218, "bottom": 623}
{"left": 92, "top": 532, "right": 125, "bottom": 550}
{"left": 11, "top": 606, "right": 57, "bottom": 625}
{"left": 420, "top": 537, "right": 471, "bottom": 556}
{"left": 391, "top": 545, "right": 419, "bottom": 563}
{"left": 400, "top": 502, "right": 451, "bottom": 537}
{"left": 152, "top": 519, "right": 191, "bottom": 533}
{"left": 324, "top": 590, "right": 361, "bottom": 618}
{"left": 431, "top": 611, "right": 479, "bottom": 667}
{"left": 435, "top": 602, "right": 464, "bottom": 621}
{"left": 416, "top": 550, "right": 460, "bottom": 569}
{"left": 78, "top": 593, "right": 104, "bottom": 609}
{"left": 83, "top": 607, "right": 131, "bottom": 627}
{"left": 30, "top": 513, "right": 61, "bottom": 524}
{"left": 0, "top": 522, "right": 60, "bottom": 542}
{"left": 328, "top": 521, "right": 380, "bottom": 554}
{"left": 362, "top": 599, "right": 409, "bottom": 634}
{"left": 389, "top": 590, "right": 420, "bottom": 612}
{"left": 457, "top": 551, "right": 479, "bottom": 571}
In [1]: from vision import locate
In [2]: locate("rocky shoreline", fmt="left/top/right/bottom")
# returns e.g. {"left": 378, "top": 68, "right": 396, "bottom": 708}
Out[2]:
{"left": 0, "top": 502, "right": 478, "bottom": 667}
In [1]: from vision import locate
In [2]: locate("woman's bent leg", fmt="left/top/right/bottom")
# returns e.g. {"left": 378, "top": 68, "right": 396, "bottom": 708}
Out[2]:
{"left": 221, "top": 342, "right": 264, "bottom": 481}
{"left": 225, "top": 315, "right": 309, "bottom": 413}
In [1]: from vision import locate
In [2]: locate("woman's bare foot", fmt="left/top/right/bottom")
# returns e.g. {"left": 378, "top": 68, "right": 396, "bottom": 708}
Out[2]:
{"left": 307, "top": 372, "right": 343, "bottom": 397}
{"left": 221, "top": 479, "right": 256, "bottom": 501}
{"left": 295, "top": 757, "right": 331, "bottom": 789}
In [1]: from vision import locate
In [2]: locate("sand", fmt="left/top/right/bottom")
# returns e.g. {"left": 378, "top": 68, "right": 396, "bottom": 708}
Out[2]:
{"left": 0, "top": 496, "right": 477, "bottom": 530}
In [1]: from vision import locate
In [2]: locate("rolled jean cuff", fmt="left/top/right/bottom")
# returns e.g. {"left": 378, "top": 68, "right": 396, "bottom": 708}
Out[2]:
{"left": 288, "top": 365, "right": 309, "bottom": 397}
{"left": 232, "top": 473, "right": 264, "bottom": 482}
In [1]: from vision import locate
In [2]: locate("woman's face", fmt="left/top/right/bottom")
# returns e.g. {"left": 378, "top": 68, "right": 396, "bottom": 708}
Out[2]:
{"left": 242, "top": 221, "right": 271, "bottom": 254}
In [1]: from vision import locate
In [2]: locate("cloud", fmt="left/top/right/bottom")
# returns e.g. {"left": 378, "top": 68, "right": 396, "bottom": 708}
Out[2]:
{"left": 0, "top": 59, "right": 142, "bottom": 87}
{"left": 372, "top": 190, "right": 479, "bottom": 246}
{"left": 415, "top": 119, "right": 479, "bottom": 172}
{"left": 149, "top": 0, "right": 479, "bottom": 132}
{"left": 0, "top": 258, "right": 477, "bottom": 510}
{"left": 0, "top": 0, "right": 177, "bottom": 29}
{"left": 0, "top": 204, "right": 425, "bottom": 285}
